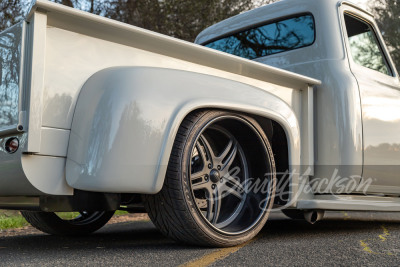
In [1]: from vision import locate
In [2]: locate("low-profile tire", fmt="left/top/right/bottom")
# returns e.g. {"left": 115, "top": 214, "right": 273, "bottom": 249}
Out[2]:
{"left": 281, "top": 209, "right": 305, "bottom": 220}
{"left": 21, "top": 210, "right": 115, "bottom": 235}
{"left": 144, "top": 110, "right": 276, "bottom": 247}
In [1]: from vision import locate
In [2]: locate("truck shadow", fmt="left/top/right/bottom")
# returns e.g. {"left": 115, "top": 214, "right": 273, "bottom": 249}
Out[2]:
{"left": 0, "top": 211, "right": 399, "bottom": 251}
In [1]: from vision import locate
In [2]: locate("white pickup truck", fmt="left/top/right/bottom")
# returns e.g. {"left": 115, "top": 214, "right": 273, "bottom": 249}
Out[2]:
{"left": 0, "top": 0, "right": 399, "bottom": 247}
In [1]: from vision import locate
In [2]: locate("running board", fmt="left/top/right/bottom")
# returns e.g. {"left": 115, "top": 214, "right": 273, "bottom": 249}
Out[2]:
{"left": 297, "top": 195, "right": 400, "bottom": 212}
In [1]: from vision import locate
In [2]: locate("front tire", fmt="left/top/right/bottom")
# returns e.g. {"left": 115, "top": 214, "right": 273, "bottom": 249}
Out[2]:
{"left": 144, "top": 110, "right": 276, "bottom": 247}
{"left": 21, "top": 211, "right": 115, "bottom": 235}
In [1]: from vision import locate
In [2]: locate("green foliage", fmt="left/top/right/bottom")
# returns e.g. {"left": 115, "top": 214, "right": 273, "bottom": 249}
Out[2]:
{"left": 0, "top": 210, "right": 129, "bottom": 230}
{"left": 114, "top": 210, "right": 128, "bottom": 216}
{"left": 0, "top": 211, "right": 28, "bottom": 230}
{"left": 371, "top": 0, "right": 400, "bottom": 71}
{"left": 55, "top": 210, "right": 127, "bottom": 220}
{"left": 55, "top": 212, "right": 81, "bottom": 220}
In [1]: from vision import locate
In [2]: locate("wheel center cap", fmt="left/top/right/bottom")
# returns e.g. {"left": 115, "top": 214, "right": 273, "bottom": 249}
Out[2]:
{"left": 210, "top": 169, "right": 221, "bottom": 183}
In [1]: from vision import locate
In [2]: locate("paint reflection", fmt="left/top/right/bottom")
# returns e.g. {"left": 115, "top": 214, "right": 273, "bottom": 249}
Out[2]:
{"left": 0, "top": 23, "right": 22, "bottom": 129}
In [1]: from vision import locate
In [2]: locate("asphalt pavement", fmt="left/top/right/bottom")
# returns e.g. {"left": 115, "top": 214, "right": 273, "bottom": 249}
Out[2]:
{"left": 1, "top": 211, "right": 400, "bottom": 266}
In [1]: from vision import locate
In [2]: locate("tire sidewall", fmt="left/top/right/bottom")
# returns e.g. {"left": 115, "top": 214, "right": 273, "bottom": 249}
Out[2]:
{"left": 180, "top": 110, "right": 276, "bottom": 246}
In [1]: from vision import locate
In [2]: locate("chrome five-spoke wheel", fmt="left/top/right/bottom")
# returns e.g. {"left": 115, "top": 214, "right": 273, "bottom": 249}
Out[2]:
{"left": 144, "top": 110, "right": 276, "bottom": 247}
{"left": 190, "top": 126, "right": 249, "bottom": 231}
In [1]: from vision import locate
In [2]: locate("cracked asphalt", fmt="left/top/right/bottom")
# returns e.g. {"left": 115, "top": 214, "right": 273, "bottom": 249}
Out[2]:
{"left": 1, "top": 211, "right": 400, "bottom": 266}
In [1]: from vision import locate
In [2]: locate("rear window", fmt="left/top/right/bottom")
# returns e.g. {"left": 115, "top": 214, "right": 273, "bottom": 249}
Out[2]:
{"left": 204, "top": 14, "right": 315, "bottom": 60}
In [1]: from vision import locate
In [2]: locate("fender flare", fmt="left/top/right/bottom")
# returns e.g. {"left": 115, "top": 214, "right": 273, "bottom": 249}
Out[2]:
{"left": 66, "top": 67, "right": 301, "bottom": 193}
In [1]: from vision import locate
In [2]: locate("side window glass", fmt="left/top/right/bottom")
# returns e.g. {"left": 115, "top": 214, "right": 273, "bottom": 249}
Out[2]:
{"left": 344, "top": 14, "right": 391, "bottom": 75}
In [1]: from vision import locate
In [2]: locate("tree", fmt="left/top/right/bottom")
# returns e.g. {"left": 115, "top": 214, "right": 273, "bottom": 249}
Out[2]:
{"left": 160, "top": 0, "right": 255, "bottom": 41}
{"left": 47, "top": 0, "right": 278, "bottom": 42}
{"left": 0, "top": 0, "right": 279, "bottom": 41}
{"left": 103, "top": 0, "right": 279, "bottom": 41}
{"left": 371, "top": 0, "right": 400, "bottom": 71}
{"left": 51, "top": 0, "right": 259, "bottom": 42}
{"left": 0, "top": 0, "right": 25, "bottom": 32}
{"left": 51, "top": 0, "right": 99, "bottom": 14}
{"left": 0, "top": 15, "right": 23, "bottom": 127}
{"left": 0, "top": 0, "right": 30, "bottom": 127}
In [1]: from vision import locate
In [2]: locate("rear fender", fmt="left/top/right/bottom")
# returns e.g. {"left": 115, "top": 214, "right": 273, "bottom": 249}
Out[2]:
{"left": 66, "top": 67, "right": 301, "bottom": 193}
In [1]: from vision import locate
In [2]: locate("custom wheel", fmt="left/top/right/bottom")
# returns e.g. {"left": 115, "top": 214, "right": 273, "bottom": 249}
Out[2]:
{"left": 21, "top": 210, "right": 115, "bottom": 235}
{"left": 144, "top": 110, "right": 276, "bottom": 247}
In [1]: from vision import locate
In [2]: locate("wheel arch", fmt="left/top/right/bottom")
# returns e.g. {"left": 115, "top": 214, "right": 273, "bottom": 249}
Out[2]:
{"left": 159, "top": 106, "right": 295, "bottom": 194}
{"left": 66, "top": 66, "right": 300, "bottom": 194}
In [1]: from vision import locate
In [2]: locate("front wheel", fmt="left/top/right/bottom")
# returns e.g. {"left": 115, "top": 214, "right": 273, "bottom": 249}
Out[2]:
{"left": 21, "top": 210, "right": 115, "bottom": 235}
{"left": 144, "top": 110, "right": 276, "bottom": 247}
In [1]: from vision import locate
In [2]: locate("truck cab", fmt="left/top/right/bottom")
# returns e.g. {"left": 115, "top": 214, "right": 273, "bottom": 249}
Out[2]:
{"left": 196, "top": 0, "right": 400, "bottom": 195}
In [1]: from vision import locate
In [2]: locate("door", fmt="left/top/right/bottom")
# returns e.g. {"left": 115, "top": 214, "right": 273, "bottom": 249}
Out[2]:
{"left": 342, "top": 9, "right": 400, "bottom": 194}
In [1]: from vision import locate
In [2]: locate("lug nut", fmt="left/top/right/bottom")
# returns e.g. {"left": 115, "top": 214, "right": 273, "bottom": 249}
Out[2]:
{"left": 217, "top": 165, "right": 221, "bottom": 170}
{"left": 220, "top": 178, "right": 223, "bottom": 183}
{"left": 208, "top": 163, "right": 212, "bottom": 169}
{"left": 212, "top": 184, "right": 216, "bottom": 189}
{"left": 205, "top": 175, "right": 209, "bottom": 181}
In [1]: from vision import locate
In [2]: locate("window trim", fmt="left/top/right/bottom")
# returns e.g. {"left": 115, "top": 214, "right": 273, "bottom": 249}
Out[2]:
{"left": 202, "top": 12, "right": 316, "bottom": 60}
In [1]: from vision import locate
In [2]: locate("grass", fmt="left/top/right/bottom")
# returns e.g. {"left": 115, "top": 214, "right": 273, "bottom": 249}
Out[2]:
{"left": 0, "top": 210, "right": 29, "bottom": 230}
{"left": 114, "top": 210, "right": 129, "bottom": 216}
{"left": 0, "top": 210, "right": 129, "bottom": 230}
{"left": 55, "top": 210, "right": 128, "bottom": 220}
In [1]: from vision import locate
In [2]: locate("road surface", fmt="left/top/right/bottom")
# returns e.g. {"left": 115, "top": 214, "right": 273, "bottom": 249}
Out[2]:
{"left": 1, "top": 211, "right": 399, "bottom": 266}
